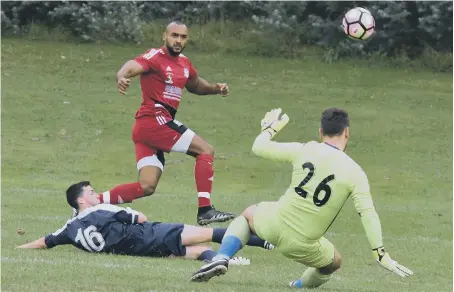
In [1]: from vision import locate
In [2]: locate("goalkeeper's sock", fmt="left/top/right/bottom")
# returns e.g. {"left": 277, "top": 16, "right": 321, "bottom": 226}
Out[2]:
{"left": 295, "top": 267, "right": 331, "bottom": 288}
{"left": 213, "top": 216, "right": 251, "bottom": 260}
{"left": 212, "top": 228, "right": 271, "bottom": 249}
{"left": 98, "top": 182, "right": 144, "bottom": 204}
{"left": 194, "top": 154, "right": 214, "bottom": 208}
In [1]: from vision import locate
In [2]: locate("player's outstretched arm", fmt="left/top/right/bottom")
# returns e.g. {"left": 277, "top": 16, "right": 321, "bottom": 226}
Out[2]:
{"left": 252, "top": 109, "right": 304, "bottom": 163}
{"left": 352, "top": 173, "right": 413, "bottom": 278}
{"left": 16, "top": 237, "right": 47, "bottom": 249}
{"left": 185, "top": 76, "right": 228, "bottom": 96}
{"left": 116, "top": 60, "right": 145, "bottom": 95}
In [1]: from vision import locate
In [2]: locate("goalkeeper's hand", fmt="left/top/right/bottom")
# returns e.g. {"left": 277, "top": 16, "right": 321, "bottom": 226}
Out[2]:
{"left": 260, "top": 108, "right": 289, "bottom": 139}
{"left": 373, "top": 247, "right": 413, "bottom": 278}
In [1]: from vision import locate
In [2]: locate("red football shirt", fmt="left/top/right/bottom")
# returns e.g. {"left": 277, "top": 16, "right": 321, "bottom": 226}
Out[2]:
{"left": 134, "top": 46, "right": 198, "bottom": 118}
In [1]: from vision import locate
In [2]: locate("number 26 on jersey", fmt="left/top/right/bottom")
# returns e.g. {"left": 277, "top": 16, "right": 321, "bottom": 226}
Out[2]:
{"left": 294, "top": 162, "right": 335, "bottom": 207}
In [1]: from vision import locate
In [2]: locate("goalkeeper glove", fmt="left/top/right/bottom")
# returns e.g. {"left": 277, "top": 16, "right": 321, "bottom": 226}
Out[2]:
{"left": 260, "top": 108, "right": 289, "bottom": 139}
{"left": 373, "top": 247, "right": 413, "bottom": 278}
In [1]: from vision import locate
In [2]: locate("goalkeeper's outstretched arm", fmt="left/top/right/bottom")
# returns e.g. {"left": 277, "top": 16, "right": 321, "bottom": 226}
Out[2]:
{"left": 252, "top": 132, "right": 304, "bottom": 163}
{"left": 352, "top": 172, "right": 413, "bottom": 278}
{"left": 352, "top": 190, "right": 384, "bottom": 251}
{"left": 252, "top": 109, "right": 304, "bottom": 163}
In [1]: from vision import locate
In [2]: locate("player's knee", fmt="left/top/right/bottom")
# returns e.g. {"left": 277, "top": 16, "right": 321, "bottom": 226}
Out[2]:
{"left": 332, "top": 252, "right": 342, "bottom": 271}
{"left": 320, "top": 252, "right": 342, "bottom": 274}
{"left": 318, "top": 251, "right": 342, "bottom": 275}
{"left": 138, "top": 165, "right": 161, "bottom": 196}
{"left": 201, "top": 144, "right": 214, "bottom": 156}
{"left": 139, "top": 181, "right": 156, "bottom": 196}
{"left": 188, "top": 135, "right": 215, "bottom": 156}
{"left": 241, "top": 204, "right": 257, "bottom": 220}
{"left": 241, "top": 204, "right": 258, "bottom": 232}
{"left": 326, "top": 259, "right": 341, "bottom": 274}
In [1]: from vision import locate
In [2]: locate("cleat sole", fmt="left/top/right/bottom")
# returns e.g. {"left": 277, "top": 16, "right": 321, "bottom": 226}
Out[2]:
{"left": 197, "top": 215, "right": 235, "bottom": 226}
{"left": 190, "top": 265, "right": 228, "bottom": 282}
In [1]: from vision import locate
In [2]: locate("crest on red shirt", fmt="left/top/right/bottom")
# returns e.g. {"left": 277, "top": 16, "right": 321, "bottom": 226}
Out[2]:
{"left": 184, "top": 68, "right": 189, "bottom": 78}
{"left": 165, "top": 73, "right": 173, "bottom": 84}
{"left": 165, "top": 66, "right": 173, "bottom": 84}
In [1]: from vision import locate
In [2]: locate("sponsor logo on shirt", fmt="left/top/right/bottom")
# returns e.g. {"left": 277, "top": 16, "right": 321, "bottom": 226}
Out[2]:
{"left": 163, "top": 85, "right": 182, "bottom": 101}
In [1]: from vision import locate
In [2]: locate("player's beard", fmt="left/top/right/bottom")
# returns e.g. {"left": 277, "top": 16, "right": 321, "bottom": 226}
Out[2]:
{"left": 166, "top": 43, "right": 185, "bottom": 57}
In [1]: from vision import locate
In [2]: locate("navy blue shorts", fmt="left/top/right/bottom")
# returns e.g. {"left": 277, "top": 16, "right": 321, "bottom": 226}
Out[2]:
{"left": 138, "top": 222, "right": 186, "bottom": 257}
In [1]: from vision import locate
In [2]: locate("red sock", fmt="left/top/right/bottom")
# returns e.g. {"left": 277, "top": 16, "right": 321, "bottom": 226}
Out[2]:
{"left": 98, "top": 182, "right": 144, "bottom": 205}
{"left": 195, "top": 154, "right": 214, "bottom": 207}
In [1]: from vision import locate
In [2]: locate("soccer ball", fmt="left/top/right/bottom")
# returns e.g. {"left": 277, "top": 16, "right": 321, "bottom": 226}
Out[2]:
{"left": 342, "top": 7, "right": 375, "bottom": 40}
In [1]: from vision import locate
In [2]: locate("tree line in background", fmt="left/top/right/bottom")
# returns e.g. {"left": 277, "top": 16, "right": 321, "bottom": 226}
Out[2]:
{"left": 1, "top": 1, "right": 452, "bottom": 71}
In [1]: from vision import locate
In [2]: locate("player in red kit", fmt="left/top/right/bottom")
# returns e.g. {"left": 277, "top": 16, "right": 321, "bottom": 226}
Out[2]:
{"left": 99, "top": 21, "right": 235, "bottom": 225}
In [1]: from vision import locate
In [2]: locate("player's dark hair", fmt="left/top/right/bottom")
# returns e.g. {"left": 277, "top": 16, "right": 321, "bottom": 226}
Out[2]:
{"left": 66, "top": 181, "right": 91, "bottom": 210}
{"left": 321, "top": 108, "right": 350, "bottom": 136}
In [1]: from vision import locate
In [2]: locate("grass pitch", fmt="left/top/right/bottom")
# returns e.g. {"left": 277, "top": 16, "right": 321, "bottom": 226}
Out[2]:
{"left": 1, "top": 38, "right": 452, "bottom": 292}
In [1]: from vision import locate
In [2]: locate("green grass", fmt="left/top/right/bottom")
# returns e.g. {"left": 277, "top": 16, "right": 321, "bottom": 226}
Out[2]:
{"left": 1, "top": 38, "right": 452, "bottom": 292}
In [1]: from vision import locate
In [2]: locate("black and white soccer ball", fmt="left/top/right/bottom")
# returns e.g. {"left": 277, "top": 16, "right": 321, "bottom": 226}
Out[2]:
{"left": 342, "top": 7, "right": 375, "bottom": 40}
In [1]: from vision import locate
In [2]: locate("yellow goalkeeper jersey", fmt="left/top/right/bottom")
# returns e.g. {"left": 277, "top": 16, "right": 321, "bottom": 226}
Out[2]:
{"left": 252, "top": 133, "right": 383, "bottom": 250}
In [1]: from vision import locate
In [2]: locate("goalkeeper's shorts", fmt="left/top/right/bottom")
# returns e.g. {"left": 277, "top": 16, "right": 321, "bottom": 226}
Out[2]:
{"left": 253, "top": 201, "right": 335, "bottom": 268}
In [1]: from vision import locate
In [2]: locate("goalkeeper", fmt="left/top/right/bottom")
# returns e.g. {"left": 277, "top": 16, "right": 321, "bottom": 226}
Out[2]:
{"left": 190, "top": 108, "right": 413, "bottom": 287}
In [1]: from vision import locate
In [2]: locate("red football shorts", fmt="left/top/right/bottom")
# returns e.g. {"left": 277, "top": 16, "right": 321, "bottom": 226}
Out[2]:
{"left": 132, "top": 107, "right": 195, "bottom": 171}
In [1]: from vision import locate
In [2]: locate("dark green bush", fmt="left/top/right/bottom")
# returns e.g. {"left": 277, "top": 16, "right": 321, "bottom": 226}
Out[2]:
{"left": 1, "top": 1, "right": 452, "bottom": 71}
